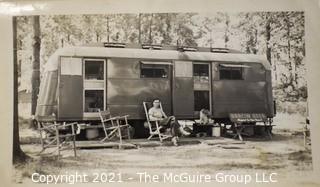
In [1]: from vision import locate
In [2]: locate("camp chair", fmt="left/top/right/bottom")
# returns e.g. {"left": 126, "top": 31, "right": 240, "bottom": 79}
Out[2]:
{"left": 98, "top": 109, "right": 131, "bottom": 145}
{"left": 143, "top": 102, "right": 171, "bottom": 142}
{"left": 37, "top": 121, "right": 78, "bottom": 157}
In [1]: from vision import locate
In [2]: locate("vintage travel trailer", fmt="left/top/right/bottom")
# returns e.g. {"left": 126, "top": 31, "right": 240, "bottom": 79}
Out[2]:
{"left": 35, "top": 43, "right": 275, "bottom": 137}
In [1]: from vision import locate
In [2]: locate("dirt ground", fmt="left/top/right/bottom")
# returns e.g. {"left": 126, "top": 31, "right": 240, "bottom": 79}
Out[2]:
{"left": 13, "top": 113, "right": 314, "bottom": 185}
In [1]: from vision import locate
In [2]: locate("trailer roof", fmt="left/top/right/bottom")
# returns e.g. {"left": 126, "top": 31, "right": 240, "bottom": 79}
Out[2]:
{"left": 44, "top": 46, "right": 271, "bottom": 72}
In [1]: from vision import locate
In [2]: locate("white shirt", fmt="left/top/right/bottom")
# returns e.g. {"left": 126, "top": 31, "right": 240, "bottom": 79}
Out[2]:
{"left": 148, "top": 107, "right": 167, "bottom": 121}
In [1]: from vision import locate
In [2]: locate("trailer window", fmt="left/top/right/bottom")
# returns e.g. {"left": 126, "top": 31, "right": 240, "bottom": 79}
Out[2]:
{"left": 85, "top": 60, "right": 104, "bottom": 80}
{"left": 193, "top": 64, "right": 209, "bottom": 82}
{"left": 84, "top": 90, "right": 104, "bottom": 112}
{"left": 140, "top": 64, "right": 168, "bottom": 78}
{"left": 194, "top": 91, "right": 210, "bottom": 111}
{"left": 219, "top": 66, "right": 243, "bottom": 80}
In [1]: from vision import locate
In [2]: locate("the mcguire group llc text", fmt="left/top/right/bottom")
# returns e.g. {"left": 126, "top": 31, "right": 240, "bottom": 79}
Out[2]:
{"left": 31, "top": 171, "right": 278, "bottom": 184}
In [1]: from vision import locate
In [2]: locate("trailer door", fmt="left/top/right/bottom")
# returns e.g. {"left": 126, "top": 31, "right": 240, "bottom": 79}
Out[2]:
{"left": 172, "top": 61, "right": 194, "bottom": 119}
{"left": 83, "top": 59, "right": 106, "bottom": 118}
{"left": 58, "top": 57, "right": 83, "bottom": 120}
{"left": 193, "top": 62, "right": 211, "bottom": 116}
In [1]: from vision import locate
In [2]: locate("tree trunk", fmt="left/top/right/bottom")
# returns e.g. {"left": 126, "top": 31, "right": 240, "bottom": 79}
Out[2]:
{"left": 286, "top": 13, "right": 296, "bottom": 87}
{"left": 138, "top": 13, "right": 141, "bottom": 44}
{"left": 265, "top": 13, "right": 272, "bottom": 64}
{"left": 148, "top": 14, "right": 153, "bottom": 44}
{"left": 224, "top": 15, "right": 230, "bottom": 48}
{"left": 164, "top": 13, "right": 172, "bottom": 45}
{"left": 107, "top": 16, "right": 110, "bottom": 43}
{"left": 31, "top": 16, "right": 41, "bottom": 115}
{"left": 96, "top": 33, "right": 100, "bottom": 42}
{"left": 61, "top": 38, "right": 64, "bottom": 47}
{"left": 13, "top": 16, "right": 27, "bottom": 164}
{"left": 274, "top": 60, "right": 278, "bottom": 83}
{"left": 253, "top": 29, "right": 258, "bottom": 54}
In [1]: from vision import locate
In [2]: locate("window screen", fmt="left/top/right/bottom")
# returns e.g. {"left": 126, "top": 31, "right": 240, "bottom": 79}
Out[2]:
{"left": 219, "top": 66, "right": 243, "bottom": 80}
{"left": 140, "top": 63, "right": 168, "bottom": 78}
{"left": 85, "top": 60, "right": 104, "bottom": 80}
{"left": 84, "top": 90, "right": 104, "bottom": 112}
{"left": 193, "top": 64, "right": 209, "bottom": 82}
{"left": 194, "top": 91, "right": 210, "bottom": 112}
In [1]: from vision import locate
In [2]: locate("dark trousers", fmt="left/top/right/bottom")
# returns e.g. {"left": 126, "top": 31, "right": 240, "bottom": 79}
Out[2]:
{"left": 158, "top": 116, "right": 181, "bottom": 137}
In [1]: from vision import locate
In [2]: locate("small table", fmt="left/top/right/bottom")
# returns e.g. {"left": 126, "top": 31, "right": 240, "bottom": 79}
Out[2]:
{"left": 192, "top": 123, "right": 218, "bottom": 137}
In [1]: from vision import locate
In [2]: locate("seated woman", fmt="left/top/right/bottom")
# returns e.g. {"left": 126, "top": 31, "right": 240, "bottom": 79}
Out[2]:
{"left": 148, "top": 99, "right": 190, "bottom": 146}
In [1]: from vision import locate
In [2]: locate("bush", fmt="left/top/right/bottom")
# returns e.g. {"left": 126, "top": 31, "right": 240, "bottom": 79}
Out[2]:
{"left": 276, "top": 100, "right": 307, "bottom": 116}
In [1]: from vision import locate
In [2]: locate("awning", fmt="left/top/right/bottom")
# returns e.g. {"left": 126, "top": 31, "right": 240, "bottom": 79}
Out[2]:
{"left": 220, "top": 64, "right": 251, "bottom": 68}
{"left": 140, "top": 61, "right": 172, "bottom": 65}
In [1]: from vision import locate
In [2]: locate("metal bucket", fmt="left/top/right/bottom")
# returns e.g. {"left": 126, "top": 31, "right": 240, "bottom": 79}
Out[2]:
{"left": 212, "top": 125, "right": 221, "bottom": 137}
{"left": 86, "top": 128, "right": 99, "bottom": 140}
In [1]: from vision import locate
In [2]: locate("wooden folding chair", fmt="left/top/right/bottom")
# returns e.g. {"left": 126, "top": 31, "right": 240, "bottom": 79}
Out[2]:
{"left": 98, "top": 109, "right": 131, "bottom": 147}
{"left": 143, "top": 102, "right": 171, "bottom": 142}
{"left": 233, "top": 122, "right": 245, "bottom": 141}
{"left": 37, "top": 121, "right": 77, "bottom": 158}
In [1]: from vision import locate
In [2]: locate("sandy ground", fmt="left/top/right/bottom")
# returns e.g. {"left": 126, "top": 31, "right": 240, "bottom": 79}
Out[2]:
{"left": 13, "top": 113, "right": 314, "bottom": 185}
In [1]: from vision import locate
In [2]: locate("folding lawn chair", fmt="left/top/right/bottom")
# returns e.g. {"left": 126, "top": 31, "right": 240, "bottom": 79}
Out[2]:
{"left": 37, "top": 121, "right": 78, "bottom": 158}
{"left": 143, "top": 101, "right": 171, "bottom": 142}
{"left": 98, "top": 109, "right": 131, "bottom": 146}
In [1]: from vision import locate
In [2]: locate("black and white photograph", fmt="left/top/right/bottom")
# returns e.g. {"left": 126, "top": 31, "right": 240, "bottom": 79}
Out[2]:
{"left": 2, "top": 1, "right": 319, "bottom": 186}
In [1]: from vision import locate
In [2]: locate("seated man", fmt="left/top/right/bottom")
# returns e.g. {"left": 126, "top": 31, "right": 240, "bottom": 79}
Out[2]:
{"left": 148, "top": 99, "right": 190, "bottom": 146}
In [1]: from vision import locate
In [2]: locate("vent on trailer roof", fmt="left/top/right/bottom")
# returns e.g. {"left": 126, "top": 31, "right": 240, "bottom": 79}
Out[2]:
{"left": 141, "top": 44, "right": 163, "bottom": 50}
{"left": 103, "top": 42, "right": 126, "bottom": 48}
{"left": 211, "top": 48, "right": 229, "bottom": 53}
{"left": 178, "top": 46, "right": 198, "bottom": 52}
